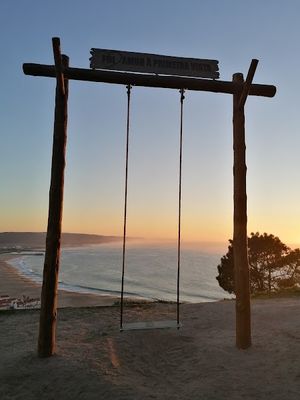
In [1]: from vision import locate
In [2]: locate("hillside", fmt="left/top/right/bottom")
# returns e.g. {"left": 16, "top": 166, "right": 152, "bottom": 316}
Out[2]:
{"left": 0, "top": 232, "right": 122, "bottom": 250}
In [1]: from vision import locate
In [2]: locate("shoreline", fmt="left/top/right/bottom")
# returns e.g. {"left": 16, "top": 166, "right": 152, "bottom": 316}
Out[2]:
{"left": 0, "top": 255, "right": 121, "bottom": 309}
{"left": 1, "top": 249, "right": 227, "bottom": 309}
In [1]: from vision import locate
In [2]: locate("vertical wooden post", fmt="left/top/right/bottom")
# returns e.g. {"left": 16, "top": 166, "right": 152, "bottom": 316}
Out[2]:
{"left": 38, "top": 38, "right": 69, "bottom": 357}
{"left": 233, "top": 72, "right": 251, "bottom": 349}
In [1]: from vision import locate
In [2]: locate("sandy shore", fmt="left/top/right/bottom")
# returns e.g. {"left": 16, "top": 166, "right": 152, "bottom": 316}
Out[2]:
{"left": 1, "top": 298, "right": 300, "bottom": 399}
{"left": 0, "top": 255, "right": 120, "bottom": 308}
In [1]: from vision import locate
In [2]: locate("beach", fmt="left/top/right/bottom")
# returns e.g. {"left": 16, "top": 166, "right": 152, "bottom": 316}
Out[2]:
{"left": 1, "top": 258, "right": 300, "bottom": 399}
{"left": 0, "top": 255, "right": 120, "bottom": 309}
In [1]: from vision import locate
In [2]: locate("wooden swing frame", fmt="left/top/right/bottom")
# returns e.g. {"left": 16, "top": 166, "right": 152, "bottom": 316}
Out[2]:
{"left": 22, "top": 38, "right": 276, "bottom": 357}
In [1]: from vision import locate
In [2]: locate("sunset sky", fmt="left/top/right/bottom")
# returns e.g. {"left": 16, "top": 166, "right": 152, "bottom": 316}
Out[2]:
{"left": 1, "top": 1, "right": 300, "bottom": 247}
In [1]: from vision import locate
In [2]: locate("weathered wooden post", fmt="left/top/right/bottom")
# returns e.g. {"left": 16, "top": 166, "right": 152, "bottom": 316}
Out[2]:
{"left": 38, "top": 38, "right": 69, "bottom": 357}
{"left": 232, "top": 60, "right": 258, "bottom": 349}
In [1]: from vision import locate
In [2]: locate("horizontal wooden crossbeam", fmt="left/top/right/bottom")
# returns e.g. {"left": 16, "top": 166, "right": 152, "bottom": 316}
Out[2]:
{"left": 23, "top": 63, "right": 276, "bottom": 98}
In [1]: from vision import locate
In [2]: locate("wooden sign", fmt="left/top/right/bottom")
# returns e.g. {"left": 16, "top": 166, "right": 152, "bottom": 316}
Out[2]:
{"left": 90, "top": 49, "right": 219, "bottom": 79}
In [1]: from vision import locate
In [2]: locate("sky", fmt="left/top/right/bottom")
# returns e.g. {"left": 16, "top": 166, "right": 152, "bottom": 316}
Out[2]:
{"left": 1, "top": 1, "right": 300, "bottom": 248}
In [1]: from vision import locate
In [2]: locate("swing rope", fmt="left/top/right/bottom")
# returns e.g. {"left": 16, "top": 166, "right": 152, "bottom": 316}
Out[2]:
{"left": 177, "top": 88, "right": 185, "bottom": 325}
{"left": 120, "top": 86, "right": 186, "bottom": 331}
{"left": 120, "top": 84, "right": 132, "bottom": 330}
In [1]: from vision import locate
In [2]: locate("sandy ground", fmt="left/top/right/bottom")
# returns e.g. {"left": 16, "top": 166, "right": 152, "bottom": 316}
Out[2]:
{"left": 1, "top": 259, "right": 300, "bottom": 399}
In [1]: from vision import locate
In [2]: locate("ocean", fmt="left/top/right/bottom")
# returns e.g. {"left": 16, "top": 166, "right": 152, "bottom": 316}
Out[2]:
{"left": 8, "top": 241, "right": 230, "bottom": 303}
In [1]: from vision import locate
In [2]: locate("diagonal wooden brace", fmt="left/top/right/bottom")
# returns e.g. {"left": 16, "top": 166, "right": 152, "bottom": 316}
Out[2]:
{"left": 52, "top": 37, "right": 65, "bottom": 96}
{"left": 238, "top": 59, "right": 259, "bottom": 109}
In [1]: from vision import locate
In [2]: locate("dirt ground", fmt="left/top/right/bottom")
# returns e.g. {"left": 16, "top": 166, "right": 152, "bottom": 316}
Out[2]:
{"left": 1, "top": 298, "right": 300, "bottom": 399}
